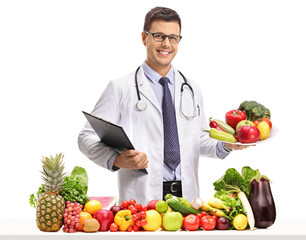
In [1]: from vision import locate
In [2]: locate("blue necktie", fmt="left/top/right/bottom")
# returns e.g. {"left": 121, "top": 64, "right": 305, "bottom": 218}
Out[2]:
{"left": 159, "top": 77, "right": 181, "bottom": 170}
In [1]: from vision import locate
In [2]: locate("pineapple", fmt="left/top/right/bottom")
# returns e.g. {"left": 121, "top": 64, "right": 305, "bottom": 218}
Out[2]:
{"left": 36, "top": 153, "right": 67, "bottom": 232}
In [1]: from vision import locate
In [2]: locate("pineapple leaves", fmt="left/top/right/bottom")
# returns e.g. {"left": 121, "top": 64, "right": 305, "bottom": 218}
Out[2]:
{"left": 30, "top": 153, "right": 89, "bottom": 208}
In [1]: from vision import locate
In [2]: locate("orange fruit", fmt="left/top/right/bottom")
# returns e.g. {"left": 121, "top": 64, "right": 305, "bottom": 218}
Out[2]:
{"left": 84, "top": 200, "right": 102, "bottom": 215}
{"left": 77, "top": 211, "right": 92, "bottom": 231}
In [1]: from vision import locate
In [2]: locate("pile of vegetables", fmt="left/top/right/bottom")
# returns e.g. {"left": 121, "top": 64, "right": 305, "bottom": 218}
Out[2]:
{"left": 212, "top": 166, "right": 276, "bottom": 229}
{"left": 207, "top": 100, "right": 273, "bottom": 144}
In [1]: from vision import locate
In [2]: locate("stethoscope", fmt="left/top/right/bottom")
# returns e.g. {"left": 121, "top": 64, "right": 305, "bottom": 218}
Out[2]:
{"left": 135, "top": 66, "right": 197, "bottom": 120}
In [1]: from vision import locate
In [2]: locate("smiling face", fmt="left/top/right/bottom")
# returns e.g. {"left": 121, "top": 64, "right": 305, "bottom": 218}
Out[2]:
{"left": 142, "top": 20, "right": 180, "bottom": 76}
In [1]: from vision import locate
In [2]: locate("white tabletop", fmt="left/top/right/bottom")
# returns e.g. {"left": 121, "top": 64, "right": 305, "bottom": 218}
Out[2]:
{"left": 0, "top": 218, "right": 305, "bottom": 240}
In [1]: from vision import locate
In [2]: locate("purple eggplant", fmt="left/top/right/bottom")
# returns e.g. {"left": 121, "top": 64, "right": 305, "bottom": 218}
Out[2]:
{"left": 249, "top": 177, "right": 276, "bottom": 228}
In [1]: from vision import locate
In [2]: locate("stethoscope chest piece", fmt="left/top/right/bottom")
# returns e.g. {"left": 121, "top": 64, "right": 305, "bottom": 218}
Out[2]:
{"left": 136, "top": 100, "right": 147, "bottom": 111}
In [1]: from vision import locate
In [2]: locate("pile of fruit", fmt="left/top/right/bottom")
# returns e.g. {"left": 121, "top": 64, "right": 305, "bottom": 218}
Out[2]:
{"left": 30, "top": 154, "right": 276, "bottom": 233}
{"left": 207, "top": 100, "right": 273, "bottom": 144}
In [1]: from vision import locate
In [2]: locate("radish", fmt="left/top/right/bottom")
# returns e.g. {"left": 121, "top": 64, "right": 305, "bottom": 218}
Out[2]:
{"left": 215, "top": 184, "right": 255, "bottom": 230}
{"left": 237, "top": 191, "right": 255, "bottom": 230}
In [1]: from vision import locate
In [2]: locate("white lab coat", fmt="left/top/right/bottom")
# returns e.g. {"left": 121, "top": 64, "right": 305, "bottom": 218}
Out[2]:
{"left": 78, "top": 65, "right": 221, "bottom": 205}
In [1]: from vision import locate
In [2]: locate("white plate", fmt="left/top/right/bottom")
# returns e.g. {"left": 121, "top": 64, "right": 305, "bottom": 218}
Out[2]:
{"left": 221, "top": 127, "right": 278, "bottom": 146}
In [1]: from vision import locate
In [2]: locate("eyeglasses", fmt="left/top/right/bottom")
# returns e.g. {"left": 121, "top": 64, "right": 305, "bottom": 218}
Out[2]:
{"left": 145, "top": 31, "right": 182, "bottom": 43}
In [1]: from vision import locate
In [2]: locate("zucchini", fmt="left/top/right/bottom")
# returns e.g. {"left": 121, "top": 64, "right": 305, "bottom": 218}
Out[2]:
{"left": 167, "top": 199, "right": 201, "bottom": 216}
{"left": 210, "top": 118, "right": 236, "bottom": 135}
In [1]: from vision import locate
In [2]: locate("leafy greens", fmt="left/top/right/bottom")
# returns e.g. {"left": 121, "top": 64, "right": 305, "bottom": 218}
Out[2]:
{"left": 213, "top": 166, "right": 257, "bottom": 197}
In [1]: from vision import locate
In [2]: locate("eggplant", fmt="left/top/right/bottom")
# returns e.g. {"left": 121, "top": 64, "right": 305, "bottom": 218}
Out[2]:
{"left": 249, "top": 176, "right": 276, "bottom": 228}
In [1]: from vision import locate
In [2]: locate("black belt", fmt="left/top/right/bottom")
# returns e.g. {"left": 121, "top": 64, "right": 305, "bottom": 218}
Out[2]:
{"left": 163, "top": 181, "right": 182, "bottom": 198}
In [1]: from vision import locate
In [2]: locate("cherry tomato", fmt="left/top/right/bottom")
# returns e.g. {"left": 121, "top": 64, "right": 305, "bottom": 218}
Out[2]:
{"left": 201, "top": 212, "right": 207, "bottom": 217}
{"left": 135, "top": 203, "right": 143, "bottom": 210}
{"left": 132, "top": 214, "right": 138, "bottom": 222}
{"left": 229, "top": 193, "right": 236, "bottom": 199}
{"left": 127, "top": 226, "right": 133, "bottom": 232}
{"left": 140, "top": 211, "right": 146, "bottom": 219}
{"left": 121, "top": 200, "right": 129, "bottom": 209}
{"left": 110, "top": 223, "right": 119, "bottom": 232}
{"left": 254, "top": 120, "right": 260, "bottom": 126}
{"left": 141, "top": 219, "right": 147, "bottom": 226}
{"left": 136, "top": 220, "right": 142, "bottom": 227}
{"left": 212, "top": 215, "right": 217, "bottom": 221}
{"left": 129, "top": 199, "right": 137, "bottom": 205}
{"left": 131, "top": 207, "right": 138, "bottom": 214}
{"left": 200, "top": 215, "right": 216, "bottom": 231}
{"left": 183, "top": 214, "right": 200, "bottom": 231}
{"left": 133, "top": 224, "right": 139, "bottom": 232}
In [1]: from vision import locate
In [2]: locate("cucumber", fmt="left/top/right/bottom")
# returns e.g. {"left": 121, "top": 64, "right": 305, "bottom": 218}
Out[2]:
{"left": 167, "top": 199, "right": 201, "bottom": 216}
{"left": 210, "top": 118, "right": 236, "bottom": 135}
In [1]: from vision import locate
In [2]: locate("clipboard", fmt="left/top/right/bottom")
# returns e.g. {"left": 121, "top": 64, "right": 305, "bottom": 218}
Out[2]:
{"left": 82, "top": 111, "right": 148, "bottom": 174}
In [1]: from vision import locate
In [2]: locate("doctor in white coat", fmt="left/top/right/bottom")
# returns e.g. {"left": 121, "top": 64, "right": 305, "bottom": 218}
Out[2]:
{"left": 78, "top": 7, "right": 246, "bottom": 205}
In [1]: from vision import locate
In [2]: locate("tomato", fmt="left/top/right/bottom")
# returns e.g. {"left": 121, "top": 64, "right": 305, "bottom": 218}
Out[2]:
{"left": 133, "top": 224, "right": 139, "bottom": 231}
{"left": 121, "top": 200, "right": 129, "bottom": 209}
{"left": 127, "top": 226, "right": 133, "bottom": 232}
{"left": 261, "top": 117, "right": 272, "bottom": 129}
{"left": 253, "top": 120, "right": 260, "bottom": 127}
{"left": 135, "top": 203, "right": 142, "bottom": 210}
{"left": 110, "top": 223, "right": 119, "bottom": 232}
{"left": 200, "top": 215, "right": 216, "bottom": 231}
{"left": 129, "top": 199, "right": 136, "bottom": 205}
{"left": 229, "top": 193, "right": 236, "bottom": 199}
{"left": 183, "top": 214, "right": 200, "bottom": 231}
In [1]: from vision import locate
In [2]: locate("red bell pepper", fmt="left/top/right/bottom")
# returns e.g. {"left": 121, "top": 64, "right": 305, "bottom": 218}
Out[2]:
{"left": 225, "top": 110, "right": 246, "bottom": 129}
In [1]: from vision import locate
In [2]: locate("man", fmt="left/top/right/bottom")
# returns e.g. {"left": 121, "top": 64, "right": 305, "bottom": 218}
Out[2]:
{"left": 78, "top": 7, "right": 246, "bottom": 205}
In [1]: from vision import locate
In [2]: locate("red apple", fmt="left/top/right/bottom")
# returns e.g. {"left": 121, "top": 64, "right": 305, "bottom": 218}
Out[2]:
{"left": 147, "top": 200, "right": 159, "bottom": 210}
{"left": 94, "top": 210, "right": 114, "bottom": 231}
{"left": 237, "top": 126, "right": 260, "bottom": 143}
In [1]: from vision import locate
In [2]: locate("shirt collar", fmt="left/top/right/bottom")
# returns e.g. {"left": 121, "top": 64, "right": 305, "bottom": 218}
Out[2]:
{"left": 142, "top": 61, "right": 174, "bottom": 85}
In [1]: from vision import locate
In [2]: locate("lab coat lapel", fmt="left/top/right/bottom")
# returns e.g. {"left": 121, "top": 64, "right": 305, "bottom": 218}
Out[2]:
{"left": 136, "top": 66, "right": 161, "bottom": 113}
{"left": 174, "top": 68, "right": 185, "bottom": 162}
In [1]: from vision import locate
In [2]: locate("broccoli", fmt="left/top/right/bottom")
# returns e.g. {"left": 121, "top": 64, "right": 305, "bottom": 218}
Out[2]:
{"left": 238, "top": 100, "right": 271, "bottom": 122}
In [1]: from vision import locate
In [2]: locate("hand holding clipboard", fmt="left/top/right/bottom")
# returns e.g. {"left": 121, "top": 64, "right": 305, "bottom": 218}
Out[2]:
{"left": 83, "top": 111, "right": 148, "bottom": 174}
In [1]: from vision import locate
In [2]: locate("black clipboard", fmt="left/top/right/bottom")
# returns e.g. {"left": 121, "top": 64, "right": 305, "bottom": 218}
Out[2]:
{"left": 82, "top": 111, "right": 147, "bottom": 174}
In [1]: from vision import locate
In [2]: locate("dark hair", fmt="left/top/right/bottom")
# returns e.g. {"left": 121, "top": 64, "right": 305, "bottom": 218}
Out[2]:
{"left": 143, "top": 7, "right": 181, "bottom": 33}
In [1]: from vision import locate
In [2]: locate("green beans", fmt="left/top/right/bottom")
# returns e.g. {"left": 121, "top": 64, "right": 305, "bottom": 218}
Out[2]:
{"left": 209, "top": 118, "right": 236, "bottom": 135}
{"left": 204, "top": 128, "right": 237, "bottom": 143}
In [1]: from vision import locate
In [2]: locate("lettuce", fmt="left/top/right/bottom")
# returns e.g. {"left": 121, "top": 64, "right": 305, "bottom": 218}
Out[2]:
{"left": 70, "top": 166, "right": 88, "bottom": 194}
{"left": 213, "top": 166, "right": 257, "bottom": 197}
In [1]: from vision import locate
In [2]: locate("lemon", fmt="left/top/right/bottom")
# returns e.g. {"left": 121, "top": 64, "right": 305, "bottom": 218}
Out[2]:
{"left": 84, "top": 200, "right": 102, "bottom": 215}
{"left": 257, "top": 121, "right": 270, "bottom": 141}
{"left": 233, "top": 214, "right": 248, "bottom": 230}
{"left": 143, "top": 210, "right": 162, "bottom": 231}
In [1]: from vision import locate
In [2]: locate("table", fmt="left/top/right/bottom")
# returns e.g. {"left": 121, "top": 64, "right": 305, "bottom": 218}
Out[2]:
{"left": 0, "top": 218, "right": 305, "bottom": 240}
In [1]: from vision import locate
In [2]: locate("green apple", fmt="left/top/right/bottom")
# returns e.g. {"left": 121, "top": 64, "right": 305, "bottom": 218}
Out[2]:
{"left": 162, "top": 212, "right": 183, "bottom": 231}
{"left": 236, "top": 120, "right": 255, "bottom": 132}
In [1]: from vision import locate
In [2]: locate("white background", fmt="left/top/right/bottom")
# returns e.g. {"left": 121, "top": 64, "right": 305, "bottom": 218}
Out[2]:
{"left": 1, "top": 0, "right": 305, "bottom": 224}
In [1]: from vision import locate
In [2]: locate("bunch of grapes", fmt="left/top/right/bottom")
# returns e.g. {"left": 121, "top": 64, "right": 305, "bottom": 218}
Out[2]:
{"left": 62, "top": 201, "right": 83, "bottom": 233}
{"left": 120, "top": 199, "right": 147, "bottom": 232}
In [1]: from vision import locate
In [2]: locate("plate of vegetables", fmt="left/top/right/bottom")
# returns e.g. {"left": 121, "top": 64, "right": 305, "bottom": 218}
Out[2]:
{"left": 205, "top": 100, "right": 277, "bottom": 145}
